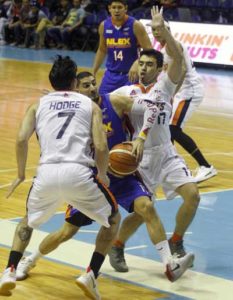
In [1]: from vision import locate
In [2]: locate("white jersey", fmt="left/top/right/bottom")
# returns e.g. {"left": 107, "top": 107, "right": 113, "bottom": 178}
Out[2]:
{"left": 36, "top": 91, "right": 94, "bottom": 166}
{"left": 111, "top": 74, "right": 177, "bottom": 148}
{"left": 162, "top": 43, "right": 204, "bottom": 99}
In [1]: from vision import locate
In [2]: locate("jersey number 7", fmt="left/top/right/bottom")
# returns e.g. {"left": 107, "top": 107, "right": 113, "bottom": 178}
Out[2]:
{"left": 56, "top": 112, "right": 75, "bottom": 139}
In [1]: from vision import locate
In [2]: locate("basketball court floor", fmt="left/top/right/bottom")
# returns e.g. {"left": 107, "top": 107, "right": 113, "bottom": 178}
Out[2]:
{"left": 0, "top": 45, "right": 233, "bottom": 300}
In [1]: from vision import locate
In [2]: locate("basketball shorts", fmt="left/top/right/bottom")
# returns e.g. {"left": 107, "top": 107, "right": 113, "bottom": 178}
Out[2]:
{"left": 139, "top": 142, "right": 196, "bottom": 200}
{"left": 99, "top": 70, "right": 132, "bottom": 94}
{"left": 26, "top": 163, "right": 117, "bottom": 229}
{"left": 65, "top": 172, "right": 152, "bottom": 227}
{"left": 170, "top": 82, "right": 204, "bottom": 128}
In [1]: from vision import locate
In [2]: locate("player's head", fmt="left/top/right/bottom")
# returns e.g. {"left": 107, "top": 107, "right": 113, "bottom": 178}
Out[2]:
{"left": 151, "top": 20, "right": 170, "bottom": 45}
{"left": 76, "top": 71, "right": 99, "bottom": 103}
{"left": 138, "top": 49, "right": 163, "bottom": 85}
{"left": 108, "top": 0, "right": 128, "bottom": 21}
{"left": 49, "top": 55, "right": 77, "bottom": 91}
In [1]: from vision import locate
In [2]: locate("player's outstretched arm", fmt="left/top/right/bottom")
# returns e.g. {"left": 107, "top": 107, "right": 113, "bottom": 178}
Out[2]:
{"left": 151, "top": 6, "right": 183, "bottom": 84}
{"left": 6, "top": 103, "right": 37, "bottom": 198}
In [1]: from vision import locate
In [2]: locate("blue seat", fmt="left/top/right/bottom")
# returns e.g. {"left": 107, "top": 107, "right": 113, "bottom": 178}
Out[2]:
{"left": 221, "top": 0, "right": 233, "bottom": 9}
{"left": 195, "top": 0, "right": 208, "bottom": 7}
{"left": 206, "top": 0, "right": 221, "bottom": 8}
{"left": 180, "top": 0, "right": 195, "bottom": 6}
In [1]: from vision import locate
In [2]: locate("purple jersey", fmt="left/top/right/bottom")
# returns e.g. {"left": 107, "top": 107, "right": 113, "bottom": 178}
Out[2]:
{"left": 100, "top": 93, "right": 127, "bottom": 149}
{"left": 104, "top": 16, "right": 138, "bottom": 73}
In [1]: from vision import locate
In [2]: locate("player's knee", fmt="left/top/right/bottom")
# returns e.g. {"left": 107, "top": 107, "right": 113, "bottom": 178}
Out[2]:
{"left": 187, "top": 186, "right": 200, "bottom": 209}
{"left": 135, "top": 200, "right": 154, "bottom": 221}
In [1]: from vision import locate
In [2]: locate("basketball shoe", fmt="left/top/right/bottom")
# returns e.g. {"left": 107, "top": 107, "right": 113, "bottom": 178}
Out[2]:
{"left": 16, "top": 256, "right": 36, "bottom": 280}
{"left": 108, "top": 246, "right": 129, "bottom": 272}
{"left": 0, "top": 266, "right": 16, "bottom": 295}
{"left": 165, "top": 252, "right": 195, "bottom": 282}
{"left": 76, "top": 270, "right": 101, "bottom": 300}
{"left": 195, "top": 165, "right": 217, "bottom": 183}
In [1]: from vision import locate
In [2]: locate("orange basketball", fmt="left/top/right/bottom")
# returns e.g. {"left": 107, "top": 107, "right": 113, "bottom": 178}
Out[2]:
{"left": 109, "top": 143, "right": 138, "bottom": 176}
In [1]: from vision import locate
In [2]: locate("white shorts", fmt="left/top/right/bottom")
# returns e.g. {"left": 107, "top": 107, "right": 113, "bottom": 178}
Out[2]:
{"left": 170, "top": 82, "right": 204, "bottom": 128}
{"left": 139, "top": 143, "right": 195, "bottom": 200}
{"left": 27, "top": 163, "right": 117, "bottom": 229}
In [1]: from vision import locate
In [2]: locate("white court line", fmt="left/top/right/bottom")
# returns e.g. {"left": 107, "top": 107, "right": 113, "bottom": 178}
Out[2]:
{"left": 126, "top": 245, "right": 147, "bottom": 251}
{"left": 79, "top": 230, "right": 98, "bottom": 234}
{"left": 198, "top": 206, "right": 214, "bottom": 211}
{"left": 0, "top": 166, "right": 36, "bottom": 173}
{"left": 0, "top": 178, "right": 33, "bottom": 189}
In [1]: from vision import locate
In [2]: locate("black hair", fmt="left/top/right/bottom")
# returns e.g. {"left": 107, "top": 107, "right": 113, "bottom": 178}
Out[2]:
{"left": 108, "top": 0, "right": 127, "bottom": 6}
{"left": 49, "top": 55, "right": 77, "bottom": 90}
{"left": 76, "top": 71, "right": 93, "bottom": 86}
{"left": 139, "top": 49, "right": 163, "bottom": 68}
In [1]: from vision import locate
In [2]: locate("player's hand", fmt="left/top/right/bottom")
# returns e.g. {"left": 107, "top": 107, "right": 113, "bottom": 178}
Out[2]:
{"left": 151, "top": 6, "right": 165, "bottom": 30}
{"left": 97, "top": 174, "right": 110, "bottom": 187}
{"left": 128, "top": 63, "right": 139, "bottom": 83}
{"left": 131, "top": 138, "right": 145, "bottom": 162}
{"left": 6, "top": 177, "right": 25, "bottom": 199}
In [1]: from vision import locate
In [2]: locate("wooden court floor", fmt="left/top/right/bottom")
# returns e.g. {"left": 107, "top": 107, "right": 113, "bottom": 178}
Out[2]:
{"left": 0, "top": 59, "right": 233, "bottom": 299}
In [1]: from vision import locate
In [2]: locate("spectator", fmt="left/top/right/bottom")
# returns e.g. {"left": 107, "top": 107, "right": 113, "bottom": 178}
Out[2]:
{"left": 18, "top": 0, "right": 47, "bottom": 47}
{"left": 0, "top": 0, "right": 7, "bottom": 45}
{"left": 34, "top": 0, "right": 71, "bottom": 49}
{"left": 12, "top": 0, "right": 31, "bottom": 46}
{"left": 4, "top": 0, "right": 22, "bottom": 44}
{"left": 47, "top": 0, "right": 85, "bottom": 49}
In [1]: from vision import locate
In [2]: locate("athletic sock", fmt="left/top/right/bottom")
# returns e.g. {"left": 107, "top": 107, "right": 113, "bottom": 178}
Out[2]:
{"left": 171, "top": 233, "right": 183, "bottom": 243}
{"left": 113, "top": 240, "right": 124, "bottom": 248}
{"left": 87, "top": 251, "right": 105, "bottom": 278}
{"left": 29, "top": 249, "right": 43, "bottom": 263}
{"left": 6, "top": 251, "right": 23, "bottom": 269}
{"left": 155, "top": 240, "right": 171, "bottom": 265}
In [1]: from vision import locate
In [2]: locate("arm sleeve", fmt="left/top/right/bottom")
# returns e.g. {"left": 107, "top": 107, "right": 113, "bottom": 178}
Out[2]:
{"left": 131, "top": 98, "right": 159, "bottom": 140}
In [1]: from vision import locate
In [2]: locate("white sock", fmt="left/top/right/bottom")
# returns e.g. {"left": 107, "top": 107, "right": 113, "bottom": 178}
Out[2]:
{"left": 155, "top": 240, "right": 172, "bottom": 266}
{"left": 29, "top": 249, "right": 43, "bottom": 263}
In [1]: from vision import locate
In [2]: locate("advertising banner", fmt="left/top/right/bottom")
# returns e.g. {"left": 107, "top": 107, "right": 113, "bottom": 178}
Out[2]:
{"left": 140, "top": 20, "right": 233, "bottom": 66}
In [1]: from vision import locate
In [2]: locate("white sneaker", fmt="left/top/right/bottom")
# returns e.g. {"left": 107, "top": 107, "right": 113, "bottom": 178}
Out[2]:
{"left": 165, "top": 252, "right": 195, "bottom": 282}
{"left": 0, "top": 267, "right": 16, "bottom": 295}
{"left": 195, "top": 165, "right": 217, "bottom": 183}
{"left": 16, "top": 256, "right": 36, "bottom": 280}
{"left": 76, "top": 270, "right": 101, "bottom": 300}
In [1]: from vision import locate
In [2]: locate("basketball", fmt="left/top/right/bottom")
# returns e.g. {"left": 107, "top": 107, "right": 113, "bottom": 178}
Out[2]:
{"left": 109, "top": 143, "right": 138, "bottom": 176}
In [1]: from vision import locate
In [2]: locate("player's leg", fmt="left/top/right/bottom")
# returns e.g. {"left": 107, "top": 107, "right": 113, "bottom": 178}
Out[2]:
{"left": 109, "top": 212, "right": 143, "bottom": 272}
{"left": 170, "top": 96, "right": 217, "bottom": 182}
{"left": 71, "top": 172, "right": 120, "bottom": 300}
{"left": 170, "top": 182, "right": 200, "bottom": 255}
{"left": 16, "top": 220, "right": 79, "bottom": 280}
{"left": 0, "top": 215, "right": 33, "bottom": 294}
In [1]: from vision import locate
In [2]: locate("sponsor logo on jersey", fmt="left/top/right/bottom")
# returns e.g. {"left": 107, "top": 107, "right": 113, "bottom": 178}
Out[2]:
{"left": 123, "top": 27, "right": 129, "bottom": 31}
{"left": 103, "top": 121, "right": 114, "bottom": 137}
{"left": 106, "top": 29, "right": 113, "bottom": 34}
{"left": 129, "top": 90, "right": 137, "bottom": 96}
{"left": 106, "top": 38, "right": 131, "bottom": 47}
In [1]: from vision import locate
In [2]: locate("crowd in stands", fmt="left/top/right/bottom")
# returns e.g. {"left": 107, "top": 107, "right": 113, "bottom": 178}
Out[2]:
{"left": 0, "top": 0, "right": 232, "bottom": 50}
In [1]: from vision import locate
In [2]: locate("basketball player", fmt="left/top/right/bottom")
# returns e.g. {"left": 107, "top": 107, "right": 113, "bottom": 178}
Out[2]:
{"left": 0, "top": 55, "right": 121, "bottom": 298}
{"left": 15, "top": 71, "right": 194, "bottom": 295}
{"left": 93, "top": 0, "right": 152, "bottom": 94}
{"left": 107, "top": 6, "right": 200, "bottom": 272}
{"left": 156, "top": 20, "right": 217, "bottom": 183}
